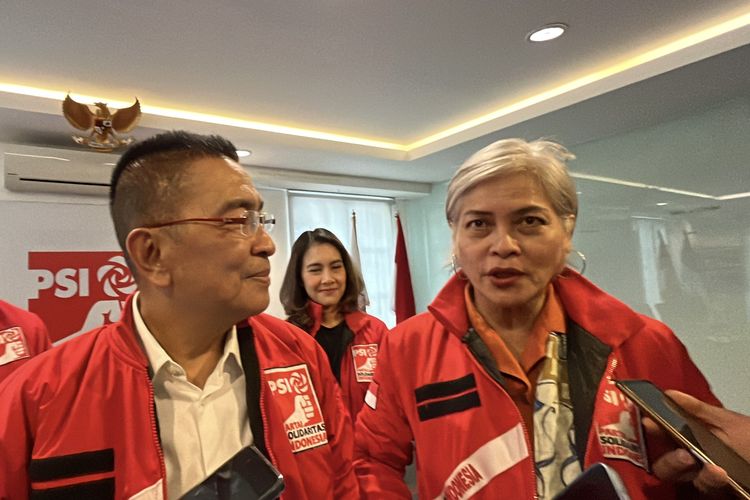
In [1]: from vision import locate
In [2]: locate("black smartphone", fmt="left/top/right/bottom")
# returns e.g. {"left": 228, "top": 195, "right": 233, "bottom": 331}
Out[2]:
{"left": 552, "top": 462, "right": 630, "bottom": 500}
{"left": 181, "top": 445, "right": 284, "bottom": 500}
{"left": 615, "top": 379, "right": 750, "bottom": 500}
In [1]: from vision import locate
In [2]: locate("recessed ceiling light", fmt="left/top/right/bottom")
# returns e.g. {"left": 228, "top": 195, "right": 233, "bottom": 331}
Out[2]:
{"left": 527, "top": 23, "right": 567, "bottom": 42}
{"left": 236, "top": 149, "right": 252, "bottom": 158}
{"left": 656, "top": 202, "right": 669, "bottom": 206}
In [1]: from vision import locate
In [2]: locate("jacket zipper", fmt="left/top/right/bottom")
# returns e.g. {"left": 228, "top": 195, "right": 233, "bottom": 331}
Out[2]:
{"left": 145, "top": 372, "right": 167, "bottom": 499}
{"left": 463, "top": 334, "right": 538, "bottom": 500}
{"left": 257, "top": 361, "right": 280, "bottom": 484}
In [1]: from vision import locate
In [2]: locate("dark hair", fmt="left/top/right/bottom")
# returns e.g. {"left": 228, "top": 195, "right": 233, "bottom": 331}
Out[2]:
{"left": 280, "top": 228, "right": 364, "bottom": 330}
{"left": 109, "top": 130, "right": 240, "bottom": 269}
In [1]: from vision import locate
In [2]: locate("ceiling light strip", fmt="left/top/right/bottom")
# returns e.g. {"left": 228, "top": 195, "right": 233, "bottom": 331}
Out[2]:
{"left": 407, "top": 10, "right": 750, "bottom": 151}
{"left": 2, "top": 9, "right": 750, "bottom": 155}
{"left": 0, "top": 83, "right": 407, "bottom": 152}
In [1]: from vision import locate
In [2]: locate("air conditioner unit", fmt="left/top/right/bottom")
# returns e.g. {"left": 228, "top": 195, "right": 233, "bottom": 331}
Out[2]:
{"left": 3, "top": 145, "right": 119, "bottom": 196}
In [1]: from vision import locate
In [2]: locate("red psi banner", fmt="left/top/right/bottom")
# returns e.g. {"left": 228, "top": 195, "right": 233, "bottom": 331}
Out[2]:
{"left": 27, "top": 251, "right": 136, "bottom": 343}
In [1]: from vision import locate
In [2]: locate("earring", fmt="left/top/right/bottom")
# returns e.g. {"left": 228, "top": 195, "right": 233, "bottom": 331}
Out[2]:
{"left": 451, "top": 254, "right": 469, "bottom": 280}
{"left": 566, "top": 249, "right": 587, "bottom": 275}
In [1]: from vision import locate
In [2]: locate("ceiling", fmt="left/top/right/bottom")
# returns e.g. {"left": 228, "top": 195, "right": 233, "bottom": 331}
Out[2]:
{"left": 2, "top": 0, "right": 750, "bottom": 194}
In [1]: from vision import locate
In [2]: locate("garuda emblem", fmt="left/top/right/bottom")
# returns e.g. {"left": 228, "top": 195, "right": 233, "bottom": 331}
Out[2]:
{"left": 62, "top": 94, "right": 141, "bottom": 151}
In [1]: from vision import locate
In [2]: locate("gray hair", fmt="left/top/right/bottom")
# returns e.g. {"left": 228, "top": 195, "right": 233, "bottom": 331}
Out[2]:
{"left": 445, "top": 138, "right": 578, "bottom": 225}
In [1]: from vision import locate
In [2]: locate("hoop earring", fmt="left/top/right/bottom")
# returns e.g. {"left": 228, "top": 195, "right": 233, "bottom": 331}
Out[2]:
{"left": 566, "top": 249, "right": 587, "bottom": 275}
{"left": 451, "top": 254, "right": 469, "bottom": 280}
{"left": 451, "top": 253, "right": 460, "bottom": 275}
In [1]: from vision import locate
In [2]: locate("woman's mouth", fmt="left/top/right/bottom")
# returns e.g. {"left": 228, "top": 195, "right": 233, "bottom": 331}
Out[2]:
{"left": 486, "top": 268, "right": 524, "bottom": 286}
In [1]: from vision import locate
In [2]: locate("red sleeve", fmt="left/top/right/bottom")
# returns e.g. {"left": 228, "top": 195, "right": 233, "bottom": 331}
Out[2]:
{"left": 0, "top": 375, "right": 33, "bottom": 499}
{"left": 353, "top": 333, "right": 413, "bottom": 499}
{"left": 0, "top": 307, "right": 52, "bottom": 384}
{"left": 27, "top": 311, "right": 53, "bottom": 356}
{"left": 626, "top": 318, "right": 720, "bottom": 406}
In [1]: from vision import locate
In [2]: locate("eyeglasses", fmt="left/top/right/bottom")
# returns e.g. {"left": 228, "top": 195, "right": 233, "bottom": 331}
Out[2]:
{"left": 143, "top": 210, "right": 275, "bottom": 236}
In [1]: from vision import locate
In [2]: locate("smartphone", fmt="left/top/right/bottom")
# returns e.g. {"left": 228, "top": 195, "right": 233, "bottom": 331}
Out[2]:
{"left": 552, "top": 462, "right": 630, "bottom": 500}
{"left": 615, "top": 379, "right": 750, "bottom": 499}
{"left": 181, "top": 445, "right": 285, "bottom": 500}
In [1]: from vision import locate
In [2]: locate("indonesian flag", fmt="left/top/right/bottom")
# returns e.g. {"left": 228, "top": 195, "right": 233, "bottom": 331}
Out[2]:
{"left": 394, "top": 213, "right": 416, "bottom": 323}
{"left": 350, "top": 211, "right": 370, "bottom": 310}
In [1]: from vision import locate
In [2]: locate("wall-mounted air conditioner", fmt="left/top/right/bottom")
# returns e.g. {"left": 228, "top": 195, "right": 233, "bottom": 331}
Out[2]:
{"left": 3, "top": 144, "right": 431, "bottom": 198}
{"left": 3, "top": 145, "right": 119, "bottom": 196}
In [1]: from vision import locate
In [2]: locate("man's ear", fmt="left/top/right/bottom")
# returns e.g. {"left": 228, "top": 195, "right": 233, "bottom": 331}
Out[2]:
{"left": 126, "top": 228, "right": 171, "bottom": 288}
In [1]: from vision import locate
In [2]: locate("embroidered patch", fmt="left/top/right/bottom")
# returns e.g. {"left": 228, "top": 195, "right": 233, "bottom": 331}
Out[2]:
{"left": 0, "top": 327, "right": 30, "bottom": 366}
{"left": 365, "top": 381, "right": 379, "bottom": 410}
{"left": 596, "top": 381, "right": 649, "bottom": 470}
{"left": 351, "top": 343, "right": 378, "bottom": 382}
{"left": 265, "top": 364, "right": 328, "bottom": 453}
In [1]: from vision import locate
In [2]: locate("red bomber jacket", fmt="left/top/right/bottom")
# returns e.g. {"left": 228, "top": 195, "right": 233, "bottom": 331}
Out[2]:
{"left": 354, "top": 271, "right": 720, "bottom": 500}
{"left": 0, "top": 296, "right": 359, "bottom": 500}
{"left": 0, "top": 299, "right": 52, "bottom": 384}
{"left": 307, "top": 300, "right": 388, "bottom": 420}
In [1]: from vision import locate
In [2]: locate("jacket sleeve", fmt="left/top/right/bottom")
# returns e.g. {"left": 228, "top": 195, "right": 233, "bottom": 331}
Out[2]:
{"left": 0, "top": 376, "right": 32, "bottom": 499}
{"left": 630, "top": 318, "right": 720, "bottom": 405}
{"left": 313, "top": 341, "right": 361, "bottom": 499}
{"left": 29, "top": 311, "right": 53, "bottom": 356}
{"left": 353, "top": 333, "right": 413, "bottom": 499}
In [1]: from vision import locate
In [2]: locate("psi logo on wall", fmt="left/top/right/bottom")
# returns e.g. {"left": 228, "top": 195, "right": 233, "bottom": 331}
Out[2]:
{"left": 28, "top": 251, "right": 136, "bottom": 343}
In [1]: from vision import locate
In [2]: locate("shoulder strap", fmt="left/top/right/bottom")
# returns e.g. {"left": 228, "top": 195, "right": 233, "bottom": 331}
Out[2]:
{"left": 237, "top": 323, "right": 268, "bottom": 459}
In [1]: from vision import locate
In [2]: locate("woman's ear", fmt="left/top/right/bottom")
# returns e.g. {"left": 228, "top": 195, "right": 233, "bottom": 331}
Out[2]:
{"left": 125, "top": 228, "right": 171, "bottom": 288}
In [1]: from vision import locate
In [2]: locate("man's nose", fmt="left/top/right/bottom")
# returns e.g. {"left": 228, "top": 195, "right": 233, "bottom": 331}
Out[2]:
{"left": 252, "top": 227, "right": 276, "bottom": 257}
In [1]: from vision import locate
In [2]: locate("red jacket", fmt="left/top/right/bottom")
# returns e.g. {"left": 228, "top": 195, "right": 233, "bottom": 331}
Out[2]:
{"left": 0, "top": 296, "right": 359, "bottom": 500}
{"left": 0, "top": 300, "right": 52, "bottom": 384}
{"left": 307, "top": 301, "right": 388, "bottom": 420}
{"left": 354, "top": 271, "right": 719, "bottom": 500}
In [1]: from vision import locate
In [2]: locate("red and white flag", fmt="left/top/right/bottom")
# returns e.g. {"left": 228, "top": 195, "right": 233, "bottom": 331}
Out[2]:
{"left": 350, "top": 211, "right": 370, "bottom": 310}
{"left": 394, "top": 214, "right": 416, "bottom": 323}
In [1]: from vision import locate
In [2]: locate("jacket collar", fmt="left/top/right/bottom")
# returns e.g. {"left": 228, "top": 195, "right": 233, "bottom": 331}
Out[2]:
{"left": 428, "top": 269, "right": 645, "bottom": 349}
{"left": 553, "top": 268, "right": 644, "bottom": 348}
{"left": 306, "top": 300, "right": 367, "bottom": 336}
{"left": 107, "top": 293, "right": 150, "bottom": 368}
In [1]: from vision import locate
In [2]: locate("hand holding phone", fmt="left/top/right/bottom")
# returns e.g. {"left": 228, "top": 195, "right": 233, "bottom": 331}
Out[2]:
{"left": 615, "top": 379, "right": 750, "bottom": 500}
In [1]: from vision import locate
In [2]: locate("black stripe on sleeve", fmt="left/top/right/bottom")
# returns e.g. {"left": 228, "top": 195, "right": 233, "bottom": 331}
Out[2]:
{"left": 417, "top": 390, "right": 481, "bottom": 421}
{"left": 414, "top": 373, "right": 476, "bottom": 403}
{"left": 29, "top": 449, "right": 114, "bottom": 483}
{"left": 31, "top": 477, "right": 114, "bottom": 500}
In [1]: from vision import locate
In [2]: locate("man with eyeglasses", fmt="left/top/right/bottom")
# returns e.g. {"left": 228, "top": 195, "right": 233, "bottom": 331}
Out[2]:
{"left": 0, "top": 131, "right": 359, "bottom": 499}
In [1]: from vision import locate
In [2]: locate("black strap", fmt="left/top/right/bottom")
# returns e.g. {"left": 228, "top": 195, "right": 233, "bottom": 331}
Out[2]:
{"left": 566, "top": 320, "right": 611, "bottom": 461}
{"left": 238, "top": 323, "right": 268, "bottom": 459}
{"left": 462, "top": 328, "right": 507, "bottom": 389}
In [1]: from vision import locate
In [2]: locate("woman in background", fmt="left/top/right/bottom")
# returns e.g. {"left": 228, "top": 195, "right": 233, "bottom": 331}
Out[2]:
{"left": 281, "top": 228, "right": 387, "bottom": 421}
{"left": 353, "top": 138, "right": 720, "bottom": 499}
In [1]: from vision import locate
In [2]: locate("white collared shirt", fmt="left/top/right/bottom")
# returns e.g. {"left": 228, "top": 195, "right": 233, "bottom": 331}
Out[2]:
{"left": 132, "top": 295, "right": 253, "bottom": 499}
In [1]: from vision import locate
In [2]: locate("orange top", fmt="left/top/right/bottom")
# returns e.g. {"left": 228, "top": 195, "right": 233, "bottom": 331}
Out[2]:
{"left": 465, "top": 284, "right": 566, "bottom": 440}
